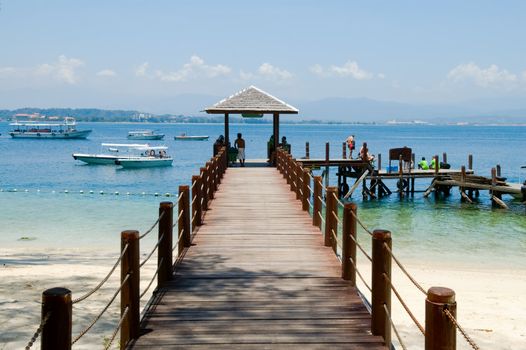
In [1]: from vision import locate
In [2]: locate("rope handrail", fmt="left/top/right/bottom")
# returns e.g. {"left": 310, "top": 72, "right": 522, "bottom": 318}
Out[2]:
{"left": 25, "top": 312, "right": 50, "bottom": 350}
{"left": 383, "top": 273, "right": 425, "bottom": 336}
{"left": 192, "top": 195, "right": 197, "bottom": 204}
{"left": 317, "top": 211, "right": 326, "bottom": 225}
{"left": 330, "top": 228, "right": 342, "bottom": 249}
{"left": 317, "top": 196, "right": 327, "bottom": 207}
{"left": 190, "top": 180, "right": 197, "bottom": 189}
{"left": 299, "top": 188, "right": 304, "bottom": 196}
{"left": 139, "top": 233, "right": 164, "bottom": 268}
{"left": 444, "top": 309, "right": 481, "bottom": 350}
{"left": 383, "top": 242, "right": 427, "bottom": 295}
{"left": 306, "top": 184, "right": 313, "bottom": 192}
{"left": 139, "top": 211, "right": 165, "bottom": 240}
{"left": 72, "top": 243, "right": 129, "bottom": 304}
{"left": 72, "top": 273, "right": 130, "bottom": 345}
{"left": 349, "top": 210, "right": 373, "bottom": 236}
{"left": 332, "top": 192, "right": 345, "bottom": 208}
{"left": 384, "top": 304, "right": 407, "bottom": 350}
{"left": 331, "top": 211, "right": 340, "bottom": 224}
{"left": 140, "top": 258, "right": 163, "bottom": 299}
{"left": 306, "top": 198, "right": 313, "bottom": 208}
{"left": 172, "top": 210, "right": 184, "bottom": 228}
{"left": 176, "top": 192, "right": 184, "bottom": 204}
{"left": 348, "top": 232, "right": 372, "bottom": 262}
{"left": 172, "top": 228, "right": 187, "bottom": 252}
{"left": 104, "top": 305, "right": 129, "bottom": 350}
{"left": 350, "top": 257, "right": 372, "bottom": 292}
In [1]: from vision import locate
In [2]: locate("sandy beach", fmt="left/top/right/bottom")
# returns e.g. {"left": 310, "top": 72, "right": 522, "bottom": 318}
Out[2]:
{"left": 1, "top": 248, "right": 524, "bottom": 349}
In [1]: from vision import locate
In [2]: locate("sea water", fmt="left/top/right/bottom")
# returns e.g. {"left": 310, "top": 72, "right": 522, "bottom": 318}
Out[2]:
{"left": 0, "top": 122, "right": 525, "bottom": 347}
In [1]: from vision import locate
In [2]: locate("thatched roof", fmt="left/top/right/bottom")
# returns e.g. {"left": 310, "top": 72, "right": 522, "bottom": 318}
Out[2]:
{"left": 205, "top": 86, "right": 299, "bottom": 114}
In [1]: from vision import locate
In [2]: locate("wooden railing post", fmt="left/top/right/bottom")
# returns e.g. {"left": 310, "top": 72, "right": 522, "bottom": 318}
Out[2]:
{"left": 313, "top": 176, "right": 322, "bottom": 229}
{"left": 206, "top": 161, "right": 214, "bottom": 200}
{"left": 324, "top": 186, "right": 337, "bottom": 250}
{"left": 342, "top": 142, "right": 346, "bottom": 159}
{"left": 41, "top": 287, "right": 72, "bottom": 350}
{"left": 192, "top": 175, "right": 202, "bottom": 227}
{"left": 371, "top": 229, "right": 392, "bottom": 347}
{"left": 342, "top": 203, "right": 357, "bottom": 284}
{"left": 178, "top": 185, "right": 191, "bottom": 256}
{"left": 158, "top": 202, "right": 173, "bottom": 286}
{"left": 120, "top": 230, "right": 140, "bottom": 348}
{"left": 425, "top": 287, "right": 456, "bottom": 350}
{"left": 290, "top": 158, "right": 297, "bottom": 193}
{"left": 305, "top": 142, "right": 310, "bottom": 159}
{"left": 215, "top": 156, "right": 221, "bottom": 185}
{"left": 434, "top": 155, "right": 439, "bottom": 175}
{"left": 302, "top": 169, "right": 310, "bottom": 211}
{"left": 200, "top": 166, "right": 208, "bottom": 211}
{"left": 296, "top": 162, "right": 302, "bottom": 200}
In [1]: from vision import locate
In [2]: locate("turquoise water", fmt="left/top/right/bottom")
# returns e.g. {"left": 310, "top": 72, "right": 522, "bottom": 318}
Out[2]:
{"left": 0, "top": 122, "right": 525, "bottom": 264}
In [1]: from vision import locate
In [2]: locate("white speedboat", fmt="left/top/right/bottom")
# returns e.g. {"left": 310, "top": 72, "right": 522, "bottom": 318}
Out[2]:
{"left": 9, "top": 117, "right": 91, "bottom": 139}
{"left": 127, "top": 130, "right": 165, "bottom": 140}
{"left": 115, "top": 146, "right": 173, "bottom": 168}
{"left": 72, "top": 143, "right": 150, "bottom": 165}
{"left": 174, "top": 133, "right": 209, "bottom": 141}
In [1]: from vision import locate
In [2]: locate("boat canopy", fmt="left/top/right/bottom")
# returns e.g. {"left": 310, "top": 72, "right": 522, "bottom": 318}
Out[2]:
{"left": 101, "top": 143, "right": 150, "bottom": 148}
{"left": 10, "top": 117, "right": 77, "bottom": 126}
{"left": 135, "top": 145, "right": 168, "bottom": 151}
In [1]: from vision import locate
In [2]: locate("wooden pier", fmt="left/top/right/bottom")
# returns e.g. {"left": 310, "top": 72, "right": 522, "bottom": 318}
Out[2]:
{"left": 130, "top": 166, "right": 385, "bottom": 349}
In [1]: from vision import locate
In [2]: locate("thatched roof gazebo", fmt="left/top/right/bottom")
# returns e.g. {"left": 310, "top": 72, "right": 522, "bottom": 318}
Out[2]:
{"left": 205, "top": 86, "right": 299, "bottom": 164}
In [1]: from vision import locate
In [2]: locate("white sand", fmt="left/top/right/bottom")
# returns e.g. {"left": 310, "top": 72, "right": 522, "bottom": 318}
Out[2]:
{"left": 1, "top": 252, "right": 524, "bottom": 349}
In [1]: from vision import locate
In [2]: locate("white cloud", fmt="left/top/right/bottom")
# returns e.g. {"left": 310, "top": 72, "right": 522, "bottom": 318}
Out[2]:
{"left": 33, "top": 55, "right": 84, "bottom": 84}
{"left": 257, "top": 63, "right": 292, "bottom": 81}
{"left": 96, "top": 69, "right": 116, "bottom": 77}
{"left": 139, "top": 55, "right": 231, "bottom": 82}
{"left": 0, "top": 67, "right": 17, "bottom": 76}
{"left": 447, "top": 62, "right": 517, "bottom": 87}
{"left": 239, "top": 70, "right": 255, "bottom": 80}
{"left": 310, "top": 60, "right": 374, "bottom": 80}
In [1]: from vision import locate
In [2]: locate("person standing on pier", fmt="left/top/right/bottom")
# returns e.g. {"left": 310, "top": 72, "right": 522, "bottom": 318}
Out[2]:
{"left": 346, "top": 135, "right": 355, "bottom": 158}
{"left": 234, "top": 133, "right": 246, "bottom": 167}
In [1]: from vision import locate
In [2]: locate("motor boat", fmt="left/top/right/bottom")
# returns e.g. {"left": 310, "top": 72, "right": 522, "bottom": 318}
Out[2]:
{"left": 115, "top": 146, "right": 173, "bottom": 168}
{"left": 127, "top": 130, "right": 165, "bottom": 140}
{"left": 174, "top": 133, "right": 209, "bottom": 141}
{"left": 72, "top": 143, "right": 150, "bottom": 165}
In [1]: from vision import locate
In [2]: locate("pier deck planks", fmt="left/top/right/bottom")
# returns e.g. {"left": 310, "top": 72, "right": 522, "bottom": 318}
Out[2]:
{"left": 130, "top": 166, "right": 386, "bottom": 349}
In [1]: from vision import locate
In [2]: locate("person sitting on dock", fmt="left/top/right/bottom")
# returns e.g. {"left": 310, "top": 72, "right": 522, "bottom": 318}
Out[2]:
{"left": 280, "top": 136, "right": 291, "bottom": 153}
{"left": 418, "top": 157, "right": 429, "bottom": 170}
{"left": 234, "top": 133, "right": 246, "bottom": 167}
{"left": 429, "top": 157, "right": 440, "bottom": 170}
{"left": 359, "top": 142, "right": 374, "bottom": 163}
{"left": 346, "top": 135, "right": 355, "bottom": 159}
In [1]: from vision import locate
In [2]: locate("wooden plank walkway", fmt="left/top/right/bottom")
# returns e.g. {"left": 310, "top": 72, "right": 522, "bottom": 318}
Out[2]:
{"left": 130, "top": 166, "right": 386, "bottom": 349}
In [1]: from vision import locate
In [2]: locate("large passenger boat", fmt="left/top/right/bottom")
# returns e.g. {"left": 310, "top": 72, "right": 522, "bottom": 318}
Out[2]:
{"left": 9, "top": 117, "right": 91, "bottom": 139}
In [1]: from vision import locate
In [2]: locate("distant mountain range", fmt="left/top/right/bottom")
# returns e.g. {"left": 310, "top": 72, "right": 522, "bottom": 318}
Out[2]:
{"left": 2, "top": 95, "right": 526, "bottom": 124}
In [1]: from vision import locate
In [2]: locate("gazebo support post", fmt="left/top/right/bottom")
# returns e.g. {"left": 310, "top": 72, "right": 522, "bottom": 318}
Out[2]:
{"left": 224, "top": 113, "right": 230, "bottom": 150}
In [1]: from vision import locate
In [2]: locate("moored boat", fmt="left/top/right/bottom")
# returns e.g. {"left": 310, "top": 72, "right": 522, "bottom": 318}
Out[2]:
{"left": 115, "top": 146, "right": 173, "bottom": 168}
{"left": 127, "top": 130, "right": 165, "bottom": 140}
{"left": 9, "top": 117, "right": 91, "bottom": 139}
{"left": 174, "top": 133, "right": 209, "bottom": 141}
{"left": 72, "top": 143, "right": 151, "bottom": 165}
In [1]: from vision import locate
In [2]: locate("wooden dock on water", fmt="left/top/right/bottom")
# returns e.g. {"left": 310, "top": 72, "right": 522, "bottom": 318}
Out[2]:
{"left": 130, "top": 166, "right": 385, "bottom": 349}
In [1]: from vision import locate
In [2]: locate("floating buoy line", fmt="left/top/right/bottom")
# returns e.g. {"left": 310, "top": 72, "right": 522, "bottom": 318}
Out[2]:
{"left": 0, "top": 188, "right": 174, "bottom": 197}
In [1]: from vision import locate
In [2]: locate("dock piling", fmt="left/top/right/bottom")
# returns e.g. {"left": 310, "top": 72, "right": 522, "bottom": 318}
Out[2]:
{"left": 342, "top": 142, "right": 347, "bottom": 159}
{"left": 41, "top": 287, "right": 72, "bottom": 350}
{"left": 425, "top": 287, "right": 456, "bottom": 350}
{"left": 468, "top": 154, "right": 473, "bottom": 170}
{"left": 305, "top": 142, "right": 310, "bottom": 159}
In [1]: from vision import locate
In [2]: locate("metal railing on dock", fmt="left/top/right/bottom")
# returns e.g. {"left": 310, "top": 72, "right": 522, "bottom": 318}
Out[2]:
{"left": 276, "top": 148, "right": 481, "bottom": 350}
{"left": 25, "top": 148, "right": 228, "bottom": 350}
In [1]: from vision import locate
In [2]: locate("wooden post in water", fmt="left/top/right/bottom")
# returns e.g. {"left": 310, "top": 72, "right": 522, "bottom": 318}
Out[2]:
{"left": 442, "top": 152, "right": 447, "bottom": 165}
{"left": 324, "top": 187, "right": 338, "bottom": 252}
{"left": 41, "top": 287, "right": 72, "bottom": 350}
{"left": 120, "top": 230, "right": 140, "bottom": 348}
{"left": 342, "top": 142, "right": 347, "bottom": 159}
{"left": 398, "top": 155, "right": 404, "bottom": 197}
{"left": 305, "top": 142, "right": 310, "bottom": 159}
{"left": 313, "top": 176, "right": 323, "bottom": 229}
{"left": 342, "top": 203, "right": 356, "bottom": 283}
{"left": 496, "top": 164, "right": 501, "bottom": 177}
{"left": 434, "top": 155, "right": 439, "bottom": 175}
{"left": 371, "top": 229, "right": 392, "bottom": 347}
{"left": 425, "top": 287, "right": 456, "bottom": 350}
{"left": 158, "top": 202, "right": 173, "bottom": 286}
{"left": 378, "top": 154, "right": 382, "bottom": 171}
{"left": 192, "top": 175, "right": 202, "bottom": 227}
{"left": 200, "top": 166, "right": 208, "bottom": 211}
{"left": 178, "top": 185, "right": 191, "bottom": 255}
{"left": 302, "top": 169, "right": 310, "bottom": 211}
{"left": 468, "top": 154, "right": 473, "bottom": 170}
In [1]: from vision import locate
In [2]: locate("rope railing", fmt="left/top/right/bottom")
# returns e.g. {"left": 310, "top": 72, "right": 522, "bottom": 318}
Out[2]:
{"left": 104, "top": 306, "right": 129, "bottom": 350}
{"left": 384, "top": 304, "right": 407, "bottom": 350}
{"left": 140, "top": 258, "right": 163, "bottom": 299}
{"left": 383, "top": 242, "right": 427, "bottom": 295}
{"left": 317, "top": 195, "right": 327, "bottom": 207}
{"left": 72, "top": 273, "right": 130, "bottom": 345}
{"left": 139, "top": 211, "right": 165, "bottom": 240}
{"left": 317, "top": 211, "right": 326, "bottom": 225}
{"left": 330, "top": 228, "right": 342, "bottom": 249}
{"left": 348, "top": 231, "right": 372, "bottom": 262}
{"left": 444, "top": 309, "right": 481, "bottom": 350}
{"left": 72, "top": 243, "right": 129, "bottom": 304}
{"left": 306, "top": 198, "right": 313, "bottom": 208}
{"left": 350, "top": 257, "right": 372, "bottom": 292}
{"left": 139, "top": 233, "right": 164, "bottom": 268}
{"left": 331, "top": 210, "right": 340, "bottom": 224}
{"left": 384, "top": 273, "right": 425, "bottom": 336}
{"left": 25, "top": 312, "right": 50, "bottom": 350}
{"left": 332, "top": 191, "right": 345, "bottom": 208}
{"left": 172, "top": 228, "right": 187, "bottom": 252}
{"left": 350, "top": 209, "right": 373, "bottom": 236}
{"left": 173, "top": 210, "right": 184, "bottom": 228}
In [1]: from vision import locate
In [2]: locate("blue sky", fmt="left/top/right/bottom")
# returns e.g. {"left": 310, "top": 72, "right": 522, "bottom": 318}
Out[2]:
{"left": 1, "top": 0, "right": 526, "bottom": 112}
